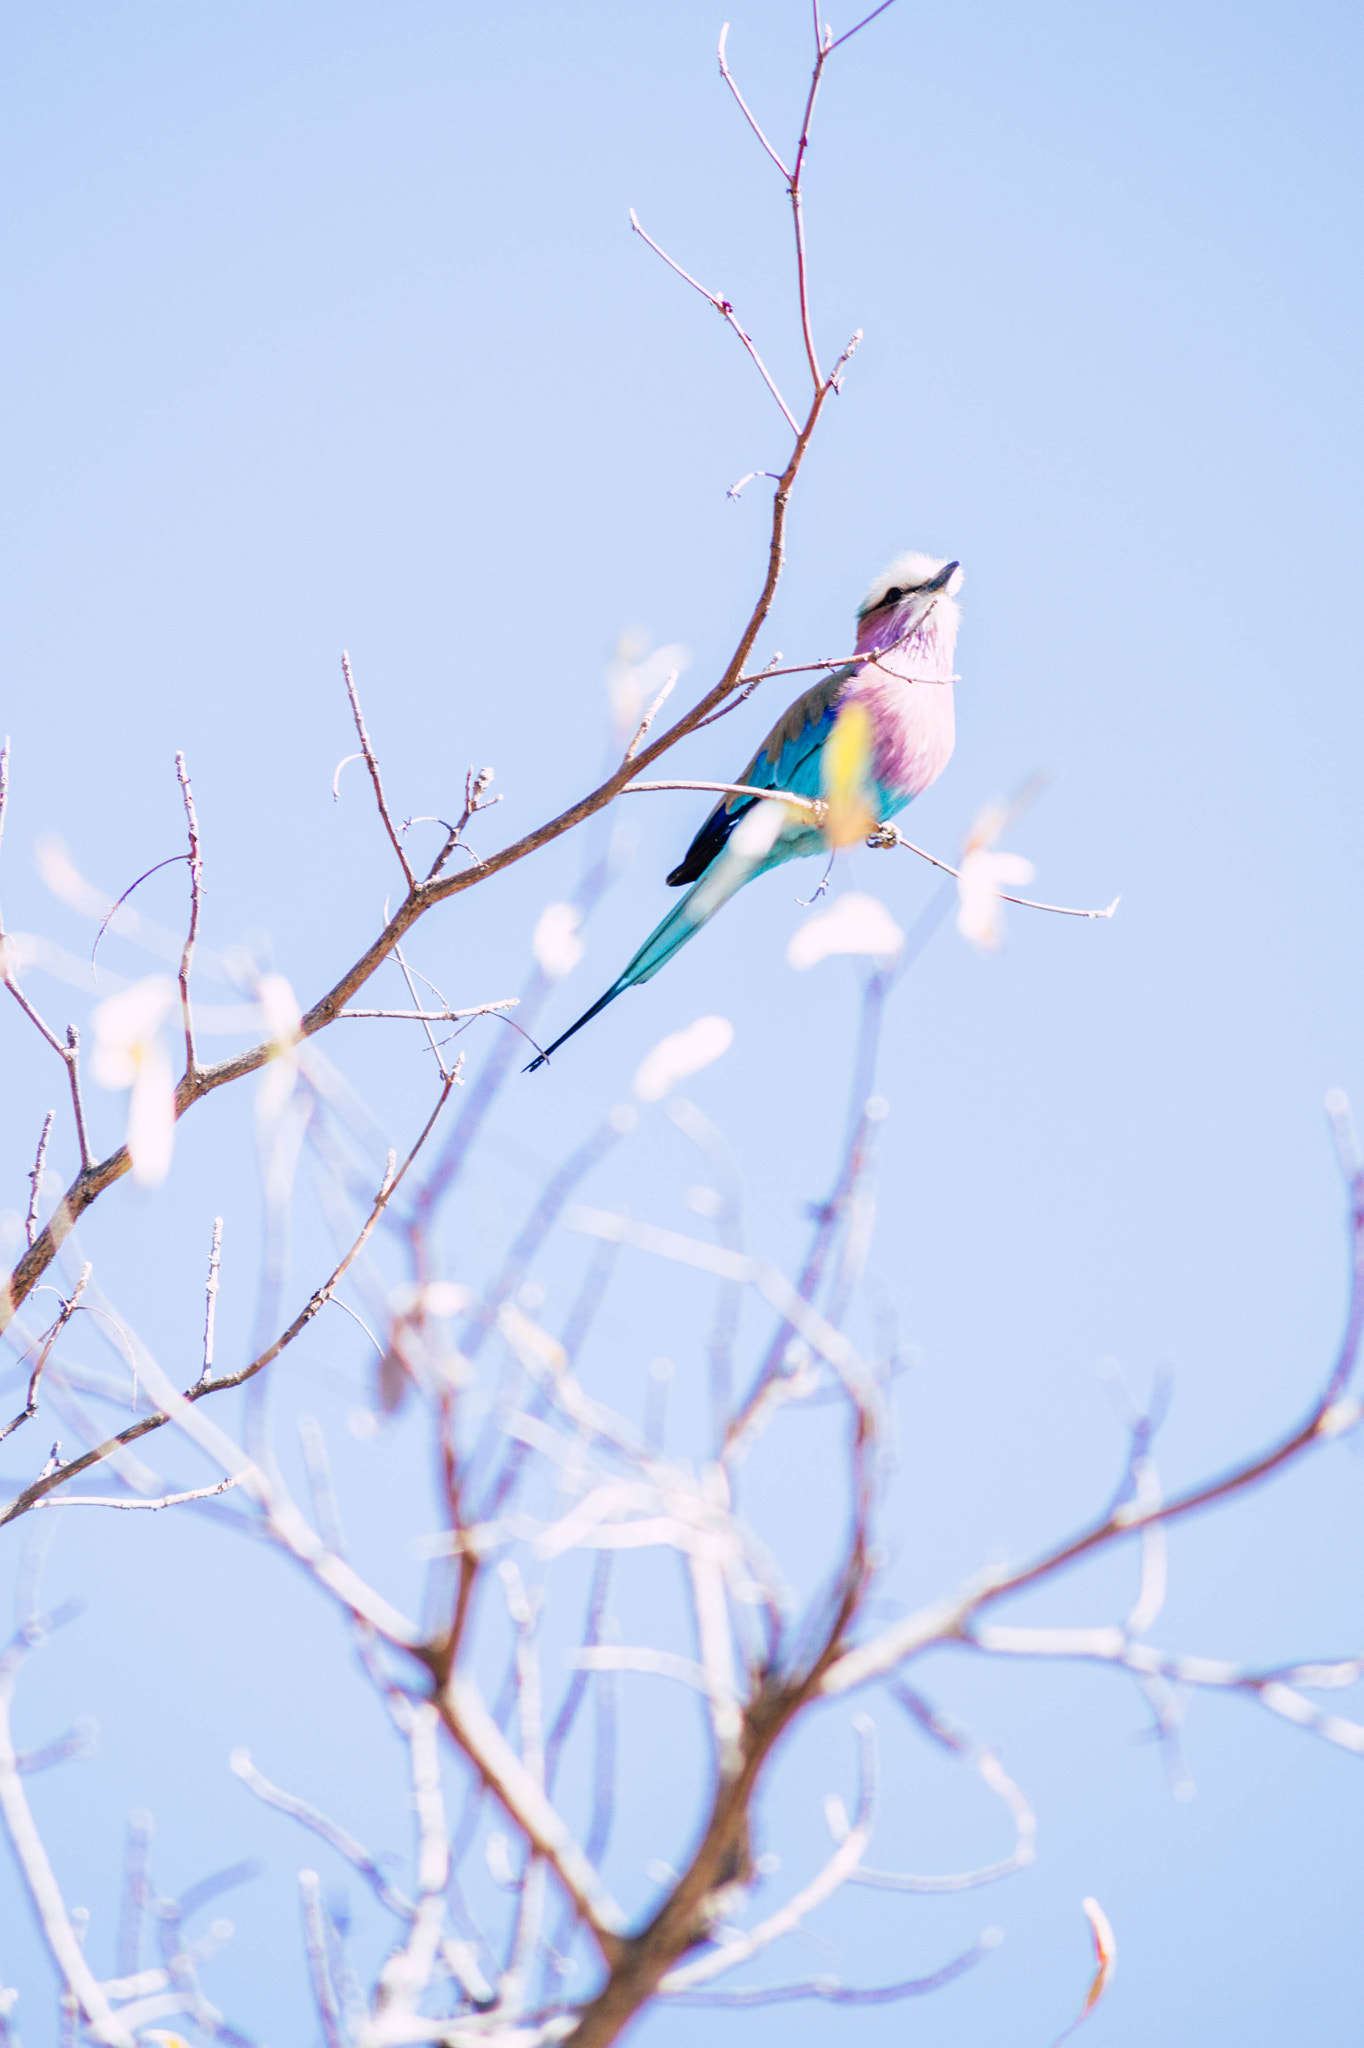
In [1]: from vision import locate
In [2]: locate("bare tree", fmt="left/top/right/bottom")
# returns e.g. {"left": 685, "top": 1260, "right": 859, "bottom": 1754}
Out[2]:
{"left": 0, "top": 9, "right": 1360, "bottom": 2046}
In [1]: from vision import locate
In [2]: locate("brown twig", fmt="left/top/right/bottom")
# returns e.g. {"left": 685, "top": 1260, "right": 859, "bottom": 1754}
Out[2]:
{"left": 63, "top": 1026, "right": 95, "bottom": 1174}
{"left": 424, "top": 766, "right": 501, "bottom": 882}
{"left": 25, "top": 1112, "right": 54, "bottom": 1249}
{"left": 881, "top": 826, "right": 1120, "bottom": 922}
{"left": 336, "top": 1001, "right": 516, "bottom": 1024}
{"left": 621, "top": 778, "right": 823, "bottom": 814}
{"left": 199, "top": 1216, "right": 223, "bottom": 1386}
{"left": 629, "top": 212, "right": 798, "bottom": 433}
{"left": 340, "top": 651, "right": 416, "bottom": 890}
{"left": 174, "top": 752, "right": 203, "bottom": 1079}
{"left": 0, "top": 1266, "right": 92, "bottom": 1448}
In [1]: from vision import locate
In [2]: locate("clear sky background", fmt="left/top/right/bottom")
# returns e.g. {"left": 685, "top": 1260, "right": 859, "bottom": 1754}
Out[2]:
{"left": 2, "top": 1, "right": 1363, "bottom": 2041}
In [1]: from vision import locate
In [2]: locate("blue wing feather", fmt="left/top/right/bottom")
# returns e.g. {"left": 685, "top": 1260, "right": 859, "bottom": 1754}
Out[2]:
{"left": 665, "top": 669, "right": 850, "bottom": 885}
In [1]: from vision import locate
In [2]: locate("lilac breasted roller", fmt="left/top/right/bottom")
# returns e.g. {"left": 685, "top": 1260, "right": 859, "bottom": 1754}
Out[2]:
{"left": 525, "top": 550, "right": 962, "bottom": 1069}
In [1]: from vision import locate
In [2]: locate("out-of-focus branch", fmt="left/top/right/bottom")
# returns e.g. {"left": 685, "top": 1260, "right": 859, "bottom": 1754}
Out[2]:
{"left": 365, "top": 1704, "right": 450, "bottom": 2034}
{"left": 433, "top": 1670, "right": 627, "bottom": 1965}
{"left": 660, "top": 1718, "right": 875, "bottom": 1992}
{"left": 231, "top": 1746, "right": 418, "bottom": 1923}
{"left": 0, "top": 1628, "right": 135, "bottom": 2048}
{"left": 822, "top": 1105, "right": 1364, "bottom": 1699}
{"left": 841, "top": 1686, "right": 1035, "bottom": 1893}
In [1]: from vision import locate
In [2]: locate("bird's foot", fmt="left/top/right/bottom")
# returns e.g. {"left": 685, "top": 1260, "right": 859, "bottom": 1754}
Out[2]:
{"left": 865, "top": 823, "right": 900, "bottom": 850}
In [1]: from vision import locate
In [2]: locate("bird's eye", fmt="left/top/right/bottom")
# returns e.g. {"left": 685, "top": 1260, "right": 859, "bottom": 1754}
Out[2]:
{"left": 881, "top": 586, "right": 903, "bottom": 607}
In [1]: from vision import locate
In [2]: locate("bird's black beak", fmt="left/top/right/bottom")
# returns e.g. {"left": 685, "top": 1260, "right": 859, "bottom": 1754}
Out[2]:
{"left": 924, "top": 559, "right": 959, "bottom": 592}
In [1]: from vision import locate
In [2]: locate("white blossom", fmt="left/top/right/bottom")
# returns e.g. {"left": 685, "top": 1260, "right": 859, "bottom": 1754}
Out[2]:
{"left": 955, "top": 823, "right": 1035, "bottom": 952}
{"left": 787, "top": 892, "right": 904, "bottom": 970}
{"left": 90, "top": 975, "right": 178, "bottom": 1187}
{"left": 532, "top": 902, "right": 584, "bottom": 979}
{"left": 634, "top": 1015, "right": 734, "bottom": 1103}
{"left": 256, "top": 971, "right": 304, "bottom": 1123}
{"left": 607, "top": 635, "right": 691, "bottom": 748}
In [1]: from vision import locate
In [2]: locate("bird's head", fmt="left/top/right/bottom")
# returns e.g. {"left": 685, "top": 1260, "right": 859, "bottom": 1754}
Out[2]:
{"left": 855, "top": 551, "right": 962, "bottom": 657}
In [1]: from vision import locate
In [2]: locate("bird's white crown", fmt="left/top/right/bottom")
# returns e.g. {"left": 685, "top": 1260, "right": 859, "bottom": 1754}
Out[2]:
{"left": 858, "top": 550, "right": 964, "bottom": 618}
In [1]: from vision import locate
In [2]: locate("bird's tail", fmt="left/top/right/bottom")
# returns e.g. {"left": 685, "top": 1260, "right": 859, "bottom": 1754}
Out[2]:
{"left": 524, "top": 878, "right": 717, "bottom": 1071}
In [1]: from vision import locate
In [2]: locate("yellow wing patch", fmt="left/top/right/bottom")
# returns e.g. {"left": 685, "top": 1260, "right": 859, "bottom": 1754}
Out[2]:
{"left": 820, "top": 699, "right": 877, "bottom": 848}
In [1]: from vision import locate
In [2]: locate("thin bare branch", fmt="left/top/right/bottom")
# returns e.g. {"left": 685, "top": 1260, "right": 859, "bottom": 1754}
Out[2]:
{"left": 827, "top": 0, "right": 901, "bottom": 54}
{"left": 25, "top": 1112, "right": 53, "bottom": 1249}
{"left": 621, "top": 778, "right": 822, "bottom": 815}
{"left": 199, "top": 1216, "right": 223, "bottom": 1386}
{"left": 341, "top": 651, "right": 416, "bottom": 890}
{"left": 36, "top": 1473, "right": 246, "bottom": 1512}
{"left": 870, "top": 821, "right": 1119, "bottom": 921}
{"left": 624, "top": 672, "right": 678, "bottom": 763}
{"left": 174, "top": 752, "right": 204, "bottom": 1077}
{"left": 0, "top": 1265, "right": 91, "bottom": 1447}
{"left": 629, "top": 211, "right": 799, "bottom": 433}
{"left": 90, "top": 854, "right": 189, "bottom": 974}
{"left": 65, "top": 1025, "right": 96, "bottom": 1174}
{"left": 337, "top": 1002, "right": 517, "bottom": 1023}
{"left": 716, "top": 25, "right": 790, "bottom": 177}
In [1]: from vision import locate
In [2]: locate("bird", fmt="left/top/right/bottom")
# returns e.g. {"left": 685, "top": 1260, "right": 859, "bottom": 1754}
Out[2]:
{"left": 525, "top": 550, "right": 962, "bottom": 1070}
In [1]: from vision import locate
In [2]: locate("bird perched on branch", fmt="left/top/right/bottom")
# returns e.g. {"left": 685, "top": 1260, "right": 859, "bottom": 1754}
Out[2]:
{"left": 526, "top": 551, "right": 962, "bottom": 1070}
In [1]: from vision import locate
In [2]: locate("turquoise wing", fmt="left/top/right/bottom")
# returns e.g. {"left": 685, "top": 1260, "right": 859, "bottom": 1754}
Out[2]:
{"left": 665, "top": 669, "right": 850, "bottom": 886}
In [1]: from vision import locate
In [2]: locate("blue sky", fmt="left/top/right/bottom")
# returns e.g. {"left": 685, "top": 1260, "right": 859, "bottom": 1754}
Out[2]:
{"left": 1, "top": 2, "right": 1363, "bottom": 2041}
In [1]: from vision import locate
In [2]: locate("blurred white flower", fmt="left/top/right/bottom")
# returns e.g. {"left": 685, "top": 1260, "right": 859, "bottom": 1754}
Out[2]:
{"left": 787, "top": 893, "right": 904, "bottom": 970}
{"left": 256, "top": 971, "right": 303, "bottom": 1123}
{"left": 607, "top": 635, "right": 691, "bottom": 748}
{"left": 532, "top": 902, "right": 584, "bottom": 979}
{"left": 955, "top": 806, "right": 1035, "bottom": 952}
{"left": 633, "top": 1015, "right": 734, "bottom": 1103}
{"left": 90, "top": 975, "right": 178, "bottom": 1187}
{"left": 35, "top": 835, "right": 111, "bottom": 919}
{"left": 422, "top": 1281, "right": 473, "bottom": 1317}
